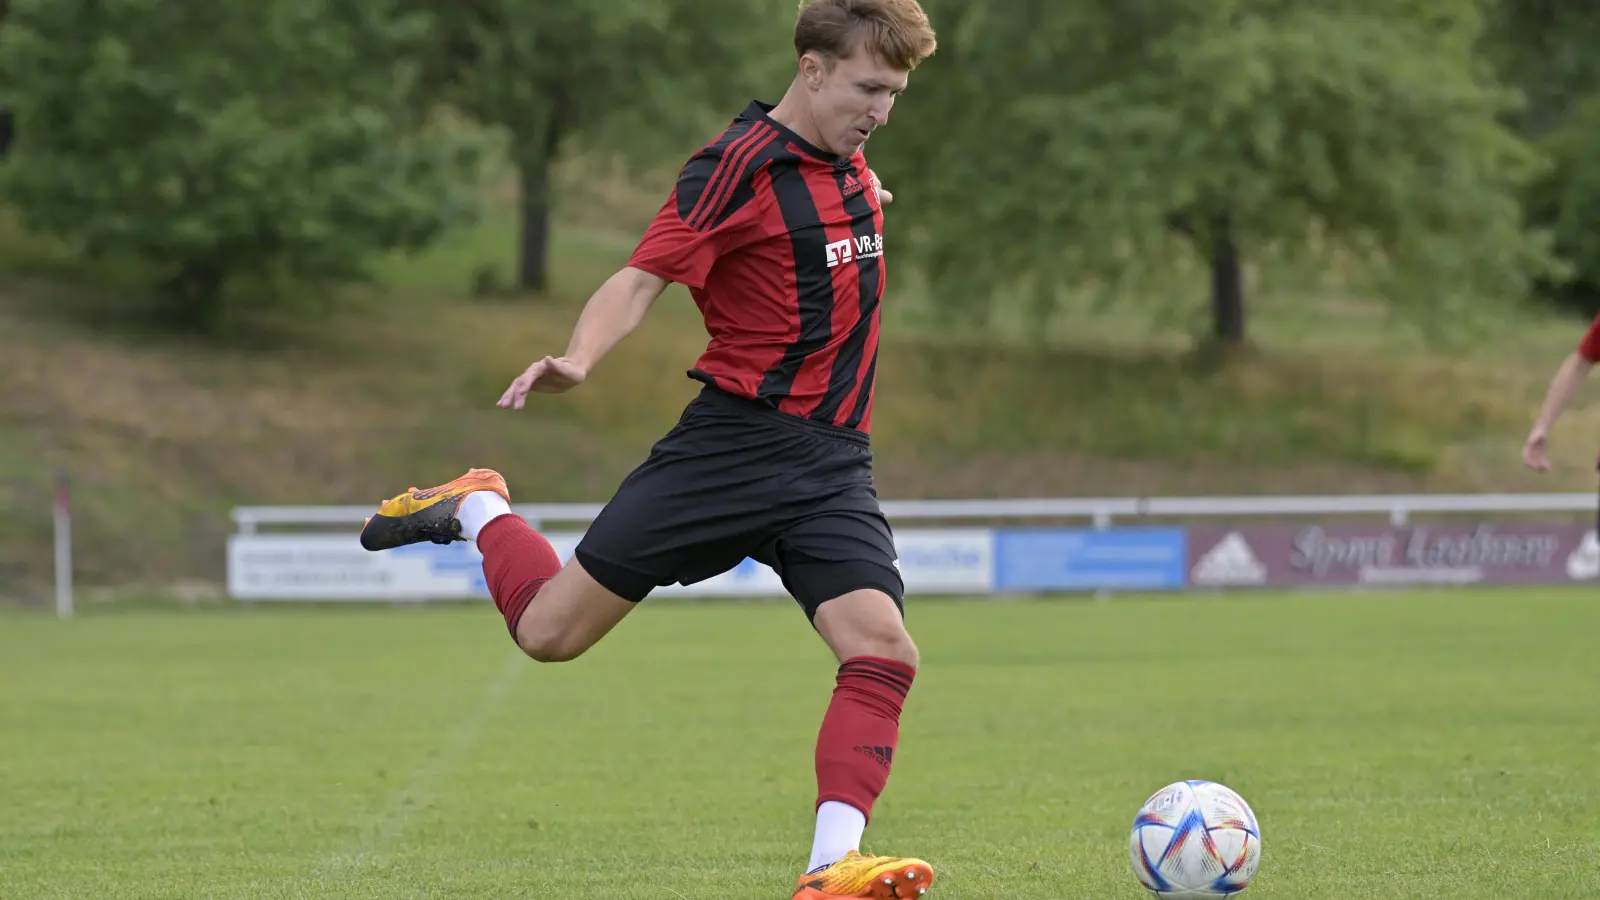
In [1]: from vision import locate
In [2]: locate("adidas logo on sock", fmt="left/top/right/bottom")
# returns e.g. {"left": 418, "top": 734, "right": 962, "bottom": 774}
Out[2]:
{"left": 853, "top": 745, "right": 893, "bottom": 768}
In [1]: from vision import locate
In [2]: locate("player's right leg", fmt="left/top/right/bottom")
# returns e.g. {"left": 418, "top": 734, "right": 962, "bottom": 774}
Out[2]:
{"left": 358, "top": 468, "right": 636, "bottom": 662}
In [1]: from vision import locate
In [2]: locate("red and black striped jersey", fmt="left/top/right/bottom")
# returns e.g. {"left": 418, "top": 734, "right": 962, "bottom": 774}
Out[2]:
{"left": 1579, "top": 312, "right": 1600, "bottom": 363}
{"left": 628, "top": 101, "right": 887, "bottom": 434}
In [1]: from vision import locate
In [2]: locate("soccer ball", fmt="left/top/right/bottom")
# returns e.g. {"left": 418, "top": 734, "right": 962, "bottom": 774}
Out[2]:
{"left": 1128, "top": 780, "right": 1261, "bottom": 898}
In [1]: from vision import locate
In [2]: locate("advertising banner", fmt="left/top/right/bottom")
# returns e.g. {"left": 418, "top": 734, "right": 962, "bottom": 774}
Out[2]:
{"left": 992, "top": 527, "right": 1188, "bottom": 591}
{"left": 227, "top": 527, "right": 995, "bottom": 601}
{"left": 1186, "top": 522, "right": 1600, "bottom": 587}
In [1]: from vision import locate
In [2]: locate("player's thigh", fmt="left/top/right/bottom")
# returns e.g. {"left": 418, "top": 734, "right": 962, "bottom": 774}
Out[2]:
{"left": 765, "top": 503, "right": 916, "bottom": 666}
{"left": 512, "top": 556, "right": 637, "bottom": 663}
{"left": 572, "top": 414, "right": 779, "bottom": 604}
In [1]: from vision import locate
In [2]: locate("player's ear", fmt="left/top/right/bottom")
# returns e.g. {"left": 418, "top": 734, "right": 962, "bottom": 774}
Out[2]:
{"left": 799, "top": 51, "right": 828, "bottom": 90}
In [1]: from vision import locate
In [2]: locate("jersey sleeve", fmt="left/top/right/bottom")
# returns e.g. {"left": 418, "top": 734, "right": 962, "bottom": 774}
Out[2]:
{"left": 1579, "top": 314, "right": 1600, "bottom": 362}
{"left": 628, "top": 142, "right": 767, "bottom": 290}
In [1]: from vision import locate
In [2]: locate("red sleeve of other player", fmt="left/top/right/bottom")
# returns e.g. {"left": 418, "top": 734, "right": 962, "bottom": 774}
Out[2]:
{"left": 1579, "top": 314, "right": 1600, "bottom": 362}
{"left": 627, "top": 126, "right": 774, "bottom": 290}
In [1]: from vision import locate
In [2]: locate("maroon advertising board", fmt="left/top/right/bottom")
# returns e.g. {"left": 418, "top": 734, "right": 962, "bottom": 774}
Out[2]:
{"left": 1186, "top": 522, "right": 1600, "bottom": 587}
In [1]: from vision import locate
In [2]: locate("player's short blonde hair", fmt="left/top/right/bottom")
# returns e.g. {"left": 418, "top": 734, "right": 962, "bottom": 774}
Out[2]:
{"left": 794, "top": 0, "right": 937, "bottom": 72}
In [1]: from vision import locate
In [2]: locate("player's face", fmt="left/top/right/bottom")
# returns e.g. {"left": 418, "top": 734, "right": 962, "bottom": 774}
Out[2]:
{"left": 804, "top": 46, "right": 908, "bottom": 156}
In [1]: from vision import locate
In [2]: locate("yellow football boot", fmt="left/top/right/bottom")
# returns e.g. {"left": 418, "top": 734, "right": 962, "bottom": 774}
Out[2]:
{"left": 793, "top": 850, "right": 935, "bottom": 899}
{"left": 358, "top": 468, "right": 509, "bottom": 551}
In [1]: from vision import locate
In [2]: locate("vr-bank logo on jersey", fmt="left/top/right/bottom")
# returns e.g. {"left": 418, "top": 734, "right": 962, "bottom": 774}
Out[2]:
{"left": 825, "top": 233, "right": 884, "bottom": 268}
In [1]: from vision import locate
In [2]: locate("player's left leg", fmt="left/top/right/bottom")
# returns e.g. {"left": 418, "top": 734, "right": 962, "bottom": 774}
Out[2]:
{"left": 762, "top": 515, "right": 935, "bottom": 899}
{"left": 357, "top": 468, "right": 638, "bottom": 661}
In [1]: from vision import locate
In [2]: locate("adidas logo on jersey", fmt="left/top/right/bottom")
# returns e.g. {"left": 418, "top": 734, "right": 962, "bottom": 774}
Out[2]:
{"left": 825, "top": 234, "right": 883, "bottom": 268}
{"left": 841, "top": 174, "right": 865, "bottom": 196}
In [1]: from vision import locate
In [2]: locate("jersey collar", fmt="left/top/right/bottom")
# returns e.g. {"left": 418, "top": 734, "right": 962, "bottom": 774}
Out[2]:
{"left": 742, "top": 100, "right": 850, "bottom": 166}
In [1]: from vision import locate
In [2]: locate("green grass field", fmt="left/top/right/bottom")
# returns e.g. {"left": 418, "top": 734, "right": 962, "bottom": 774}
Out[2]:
{"left": 2, "top": 588, "right": 1595, "bottom": 899}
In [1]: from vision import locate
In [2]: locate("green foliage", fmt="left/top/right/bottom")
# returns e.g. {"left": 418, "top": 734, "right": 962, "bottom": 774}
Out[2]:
{"left": 1483, "top": 0, "right": 1600, "bottom": 316}
{"left": 406, "top": 0, "right": 788, "bottom": 288}
{"left": 414, "top": 0, "right": 784, "bottom": 165}
{"left": 1520, "top": 97, "right": 1600, "bottom": 316}
{"left": 0, "top": 0, "right": 484, "bottom": 329}
{"left": 1482, "top": 0, "right": 1600, "bottom": 139}
{"left": 873, "top": 0, "right": 1559, "bottom": 344}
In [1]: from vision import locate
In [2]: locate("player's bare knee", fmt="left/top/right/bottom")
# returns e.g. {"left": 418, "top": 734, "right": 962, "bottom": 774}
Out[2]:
{"left": 815, "top": 589, "right": 919, "bottom": 667}
{"left": 513, "top": 615, "right": 590, "bottom": 663}
{"left": 832, "top": 625, "right": 918, "bottom": 668}
{"left": 516, "top": 626, "right": 587, "bottom": 663}
{"left": 872, "top": 627, "right": 919, "bottom": 669}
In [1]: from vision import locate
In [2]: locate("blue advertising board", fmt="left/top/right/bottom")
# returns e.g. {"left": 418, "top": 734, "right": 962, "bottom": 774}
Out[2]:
{"left": 992, "top": 527, "right": 1188, "bottom": 591}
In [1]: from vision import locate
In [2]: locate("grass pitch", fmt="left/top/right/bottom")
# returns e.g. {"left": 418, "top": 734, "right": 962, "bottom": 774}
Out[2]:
{"left": 0, "top": 588, "right": 1595, "bottom": 899}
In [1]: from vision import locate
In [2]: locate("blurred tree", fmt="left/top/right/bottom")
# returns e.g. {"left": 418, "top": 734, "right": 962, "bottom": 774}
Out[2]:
{"left": 0, "top": 0, "right": 484, "bottom": 330}
{"left": 1484, "top": 1, "right": 1600, "bottom": 315}
{"left": 407, "top": 0, "right": 785, "bottom": 293}
{"left": 872, "top": 0, "right": 1559, "bottom": 347}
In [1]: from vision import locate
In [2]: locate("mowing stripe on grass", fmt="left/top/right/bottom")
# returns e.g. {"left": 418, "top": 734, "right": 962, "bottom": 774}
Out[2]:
{"left": 311, "top": 649, "right": 528, "bottom": 880}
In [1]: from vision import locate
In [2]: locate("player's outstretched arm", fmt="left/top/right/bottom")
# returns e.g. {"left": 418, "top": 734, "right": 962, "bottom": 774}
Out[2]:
{"left": 496, "top": 266, "right": 669, "bottom": 410}
{"left": 1523, "top": 351, "right": 1594, "bottom": 470}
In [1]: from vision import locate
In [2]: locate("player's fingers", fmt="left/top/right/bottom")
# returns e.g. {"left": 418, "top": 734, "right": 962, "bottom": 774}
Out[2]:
{"left": 504, "top": 362, "right": 545, "bottom": 409}
{"left": 867, "top": 171, "right": 889, "bottom": 205}
{"left": 512, "top": 372, "right": 537, "bottom": 409}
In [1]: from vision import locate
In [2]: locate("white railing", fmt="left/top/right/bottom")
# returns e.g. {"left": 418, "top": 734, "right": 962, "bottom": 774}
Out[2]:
{"left": 232, "top": 492, "right": 1600, "bottom": 533}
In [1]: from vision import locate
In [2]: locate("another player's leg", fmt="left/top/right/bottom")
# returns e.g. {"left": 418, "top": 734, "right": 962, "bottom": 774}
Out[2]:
{"left": 358, "top": 469, "right": 636, "bottom": 661}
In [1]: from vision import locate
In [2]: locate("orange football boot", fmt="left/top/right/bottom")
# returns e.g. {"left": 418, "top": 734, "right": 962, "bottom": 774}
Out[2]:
{"left": 793, "top": 850, "right": 935, "bottom": 899}
{"left": 358, "top": 468, "right": 509, "bottom": 551}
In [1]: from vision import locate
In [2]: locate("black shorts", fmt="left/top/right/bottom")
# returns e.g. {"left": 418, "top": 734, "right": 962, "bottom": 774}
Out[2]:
{"left": 574, "top": 385, "right": 903, "bottom": 620}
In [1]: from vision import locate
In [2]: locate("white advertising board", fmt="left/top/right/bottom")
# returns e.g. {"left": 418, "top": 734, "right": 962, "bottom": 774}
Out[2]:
{"left": 227, "top": 528, "right": 995, "bottom": 601}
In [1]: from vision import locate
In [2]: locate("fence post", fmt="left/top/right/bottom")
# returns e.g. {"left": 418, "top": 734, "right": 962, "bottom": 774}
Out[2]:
{"left": 54, "top": 470, "right": 73, "bottom": 619}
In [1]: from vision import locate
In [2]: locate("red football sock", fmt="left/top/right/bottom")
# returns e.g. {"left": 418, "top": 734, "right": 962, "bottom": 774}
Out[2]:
{"left": 814, "top": 656, "right": 916, "bottom": 823}
{"left": 477, "top": 514, "right": 562, "bottom": 637}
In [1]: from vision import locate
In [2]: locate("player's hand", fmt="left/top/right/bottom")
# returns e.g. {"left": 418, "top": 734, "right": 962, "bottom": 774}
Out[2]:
{"left": 497, "top": 356, "right": 587, "bottom": 409}
{"left": 869, "top": 170, "right": 892, "bottom": 205}
{"left": 1522, "top": 427, "right": 1551, "bottom": 471}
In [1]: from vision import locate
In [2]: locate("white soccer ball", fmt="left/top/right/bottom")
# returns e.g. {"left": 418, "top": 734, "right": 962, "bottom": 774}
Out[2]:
{"left": 1128, "top": 780, "right": 1262, "bottom": 898}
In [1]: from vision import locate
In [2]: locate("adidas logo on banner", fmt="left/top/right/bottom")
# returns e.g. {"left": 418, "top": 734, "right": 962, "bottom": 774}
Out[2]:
{"left": 1191, "top": 532, "right": 1267, "bottom": 585}
{"left": 1566, "top": 531, "right": 1600, "bottom": 581}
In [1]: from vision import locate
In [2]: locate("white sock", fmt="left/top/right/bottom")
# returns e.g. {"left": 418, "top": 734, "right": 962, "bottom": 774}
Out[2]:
{"left": 455, "top": 491, "right": 513, "bottom": 541}
{"left": 807, "top": 801, "right": 867, "bottom": 873}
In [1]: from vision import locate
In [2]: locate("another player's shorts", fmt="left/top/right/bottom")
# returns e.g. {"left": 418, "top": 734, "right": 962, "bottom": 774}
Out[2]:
{"left": 574, "top": 385, "right": 903, "bottom": 620}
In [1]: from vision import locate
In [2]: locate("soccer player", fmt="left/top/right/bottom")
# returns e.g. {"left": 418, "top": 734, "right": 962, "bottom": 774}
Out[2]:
{"left": 1523, "top": 313, "right": 1600, "bottom": 474}
{"left": 359, "top": 1, "right": 940, "bottom": 897}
